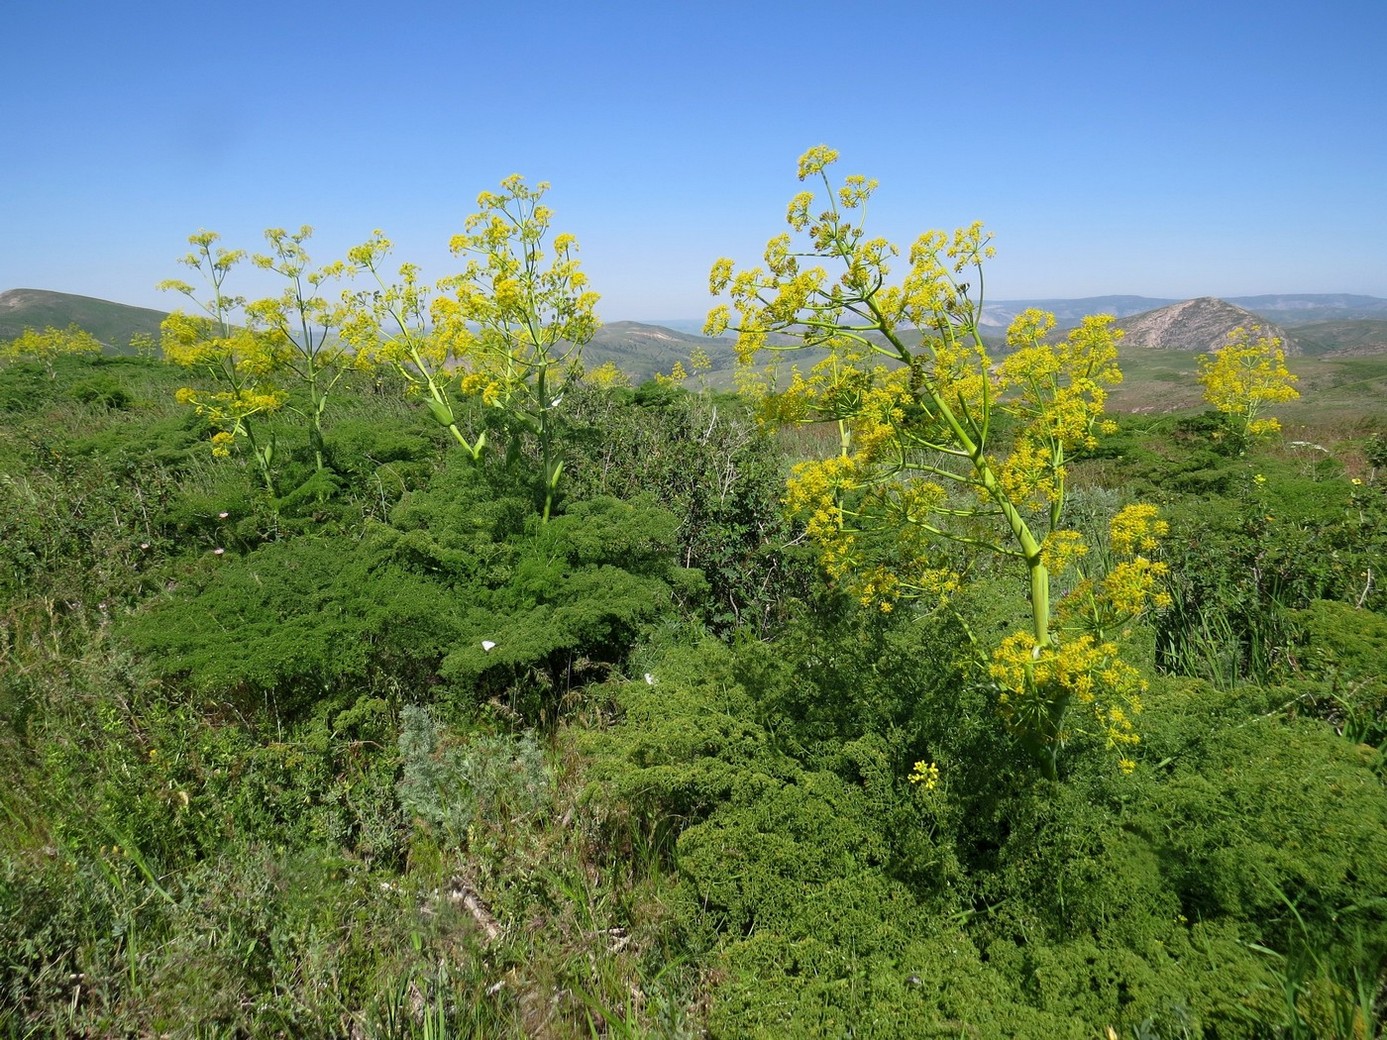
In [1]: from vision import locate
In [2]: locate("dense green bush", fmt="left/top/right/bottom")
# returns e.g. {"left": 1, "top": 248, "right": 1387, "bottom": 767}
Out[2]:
{"left": 579, "top": 606, "right": 1387, "bottom": 1036}
{"left": 4, "top": 353, "right": 1385, "bottom": 1037}
{"left": 565, "top": 383, "right": 815, "bottom": 636}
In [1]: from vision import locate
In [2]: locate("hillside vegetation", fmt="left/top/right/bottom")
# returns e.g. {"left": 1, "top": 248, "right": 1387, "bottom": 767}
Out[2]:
{"left": 6, "top": 287, "right": 1387, "bottom": 377}
{"left": 2, "top": 339, "right": 1386, "bottom": 1038}
{"left": 2, "top": 163, "right": 1385, "bottom": 1037}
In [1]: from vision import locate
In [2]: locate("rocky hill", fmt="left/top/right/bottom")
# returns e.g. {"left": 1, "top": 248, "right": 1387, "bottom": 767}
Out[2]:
{"left": 1115, "top": 297, "right": 1298, "bottom": 355}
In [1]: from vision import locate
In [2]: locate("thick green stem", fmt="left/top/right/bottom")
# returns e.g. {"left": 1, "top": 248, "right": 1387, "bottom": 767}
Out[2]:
{"left": 537, "top": 361, "right": 559, "bottom": 523}
{"left": 307, "top": 371, "right": 326, "bottom": 474}
{"left": 872, "top": 308, "right": 1053, "bottom": 650}
{"left": 241, "top": 424, "right": 277, "bottom": 499}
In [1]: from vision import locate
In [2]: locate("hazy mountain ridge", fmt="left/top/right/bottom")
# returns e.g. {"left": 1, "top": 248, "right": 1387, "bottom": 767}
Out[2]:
{"left": 1290, "top": 319, "right": 1387, "bottom": 357}
{"left": 1227, "top": 293, "right": 1387, "bottom": 324}
{"left": 980, "top": 295, "right": 1179, "bottom": 328}
{"left": 6, "top": 289, "right": 1387, "bottom": 373}
{"left": 586, "top": 321, "right": 738, "bottom": 383}
{"left": 980, "top": 292, "right": 1387, "bottom": 329}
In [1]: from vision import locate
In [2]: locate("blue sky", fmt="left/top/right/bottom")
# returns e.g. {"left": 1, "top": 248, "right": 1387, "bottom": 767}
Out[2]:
{"left": 4, "top": 0, "right": 1384, "bottom": 322}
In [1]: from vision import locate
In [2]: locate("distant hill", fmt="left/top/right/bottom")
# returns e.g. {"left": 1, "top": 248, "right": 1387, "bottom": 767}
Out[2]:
{"left": 979, "top": 292, "right": 1387, "bottom": 329}
{"left": 1115, "top": 297, "right": 1299, "bottom": 355}
{"left": 1289, "top": 319, "right": 1387, "bottom": 357}
{"left": 0, "top": 288, "right": 167, "bottom": 348}
{"left": 583, "top": 321, "right": 737, "bottom": 385}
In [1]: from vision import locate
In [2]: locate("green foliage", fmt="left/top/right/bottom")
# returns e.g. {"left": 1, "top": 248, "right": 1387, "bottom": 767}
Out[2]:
{"left": 579, "top": 598, "right": 1387, "bottom": 1037}
{"left": 0, "top": 359, "right": 61, "bottom": 413}
{"left": 120, "top": 455, "right": 686, "bottom": 726}
{"left": 434, "top": 495, "right": 683, "bottom": 719}
{"left": 1288, "top": 599, "right": 1387, "bottom": 749}
{"left": 70, "top": 373, "right": 133, "bottom": 410}
{"left": 563, "top": 382, "right": 815, "bottom": 635}
{"left": 4, "top": 338, "right": 1386, "bottom": 1037}
{"left": 1154, "top": 452, "right": 1386, "bottom": 687}
{"left": 121, "top": 532, "right": 468, "bottom": 717}
{"left": 1143, "top": 701, "right": 1386, "bottom": 945}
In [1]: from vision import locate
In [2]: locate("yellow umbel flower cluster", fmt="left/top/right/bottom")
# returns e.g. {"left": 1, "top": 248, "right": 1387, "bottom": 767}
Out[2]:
{"left": 1102, "top": 505, "right": 1173, "bottom": 615}
{"left": 1108, "top": 503, "right": 1169, "bottom": 557}
{"left": 1197, "top": 326, "right": 1299, "bottom": 439}
{"left": 784, "top": 454, "right": 862, "bottom": 582}
{"left": 990, "top": 631, "right": 1145, "bottom": 759}
{"left": 172, "top": 386, "right": 287, "bottom": 457}
{"left": 908, "top": 761, "right": 940, "bottom": 789}
{"left": 1056, "top": 503, "right": 1172, "bottom": 647}
{"left": 1041, "top": 529, "right": 1090, "bottom": 576}
{"left": 993, "top": 312, "right": 1125, "bottom": 511}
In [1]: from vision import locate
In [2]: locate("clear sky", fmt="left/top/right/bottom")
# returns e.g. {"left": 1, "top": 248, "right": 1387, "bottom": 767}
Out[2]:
{"left": 4, "top": 0, "right": 1384, "bottom": 322}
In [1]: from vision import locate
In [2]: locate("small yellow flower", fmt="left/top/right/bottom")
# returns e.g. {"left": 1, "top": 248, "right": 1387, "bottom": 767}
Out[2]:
{"left": 909, "top": 761, "right": 940, "bottom": 790}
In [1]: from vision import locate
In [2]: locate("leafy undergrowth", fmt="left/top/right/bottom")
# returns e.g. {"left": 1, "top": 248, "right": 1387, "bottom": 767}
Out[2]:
{"left": 2, "top": 356, "right": 1385, "bottom": 1038}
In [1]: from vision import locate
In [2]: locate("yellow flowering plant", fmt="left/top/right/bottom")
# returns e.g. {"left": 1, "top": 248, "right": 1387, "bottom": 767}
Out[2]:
{"left": 339, "top": 232, "right": 476, "bottom": 451}
{"left": 436, "top": 175, "right": 600, "bottom": 522}
{"left": 345, "top": 177, "right": 599, "bottom": 522}
{"left": 159, "top": 232, "right": 290, "bottom": 493}
{"left": 708, "top": 147, "right": 1165, "bottom": 776}
{"left": 1197, "top": 325, "right": 1300, "bottom": 445}
{"left": 244, "top": 226, "right": 352, "bottom": 475}
{"left": 1, "top": 323, "right": 104, "bottom": 378}
{"left": 583, "top": 360, "right": 632, "bottom": 390}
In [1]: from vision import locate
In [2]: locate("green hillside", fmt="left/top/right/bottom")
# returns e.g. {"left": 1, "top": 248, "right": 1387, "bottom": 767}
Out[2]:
{"left": 0, "top": 288, "right": 168, "bottom": 348}
{"left": 1290, "top": 319, "right": 1387, "bottom": 356}
{"left": 1103, "top": 345, "right": 1387, "bottom": 427}
{"left": 584, "top": 320, "right": 737, "bottom": 384}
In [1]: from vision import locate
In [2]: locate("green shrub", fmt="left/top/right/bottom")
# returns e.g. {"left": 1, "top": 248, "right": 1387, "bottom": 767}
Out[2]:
{"left": 564, "top": 384, "right": 814, "bottom": 636}
{"left": 1287, "top": 599, "right": 1387, "bottom": 748}
{"left": 122, "top": 533, "right": 464, "bottom": 719}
